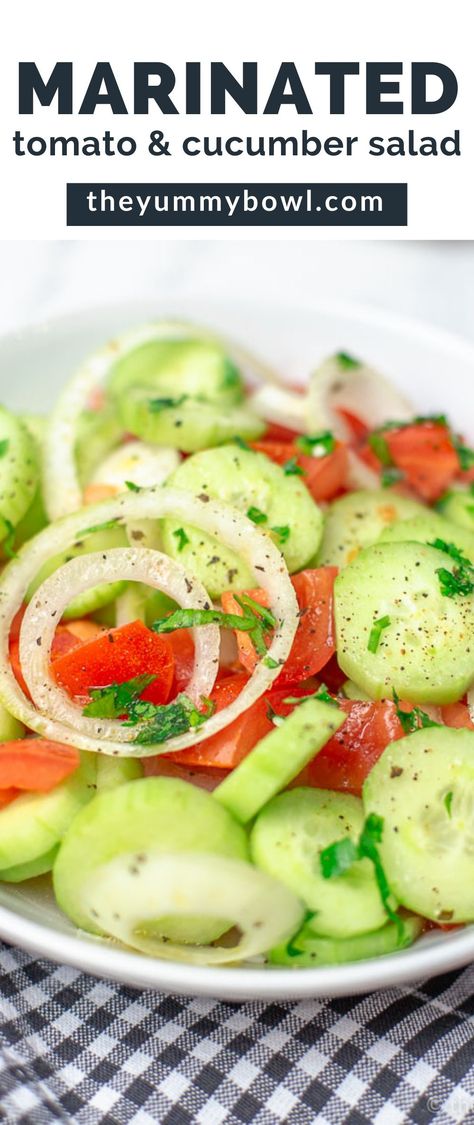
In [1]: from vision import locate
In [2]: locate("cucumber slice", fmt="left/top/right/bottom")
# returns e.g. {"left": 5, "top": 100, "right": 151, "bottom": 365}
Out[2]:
{"left": 53, "top": 777, "right": 248, "bottom": 944}
{"left": 251, "top": 788, "right": 386, "bottom": 937}
{"left": 119, "top": 390, "right": 264, "bottom": 453}
{"left": 75, "top": 400, "right": 123, "bottom": 487}
{"left": 0, "top": 701, "right": 24, "bottom": 741}
{"left": 215, "top": 699, "right": 345, "bottom": 825}
{"left": 317, "top": 489, "right": 426, "bottom": 568}
{"left": 438, "top": 489, "right": 474, "bottom": 533}
{"left": 163, "top": 444, "right": 324, "bottom": 597}
{"left": 270, "top": 915, "right": 422, "bottom": 967}
{"left": 335, "top": 541, "right": 474, "bottom": 703}
{"left": 363, "top": 726, "right": 474, "bottom": 922}
{"left": 75, "top": 852, "right": 303, "bottom": 965}
{"left": 0, "top": 845, "right": 59, "bottom": 883}
{"left": 96, "top": 756, "right": 143, "bottom": 790}
{"left": 0, "top": 407, "right": 39, "bottom": 540}
{"left": 14, "top": 415, "right": 48, "bottom": 546}
{"left": 379, "top": 513, "right": 474, "bottom": 563}
{"left": 26, "top": 523, "right": 128, "bottom": 619}
{"left": 0, "top": 752, "right": 96, "bottom": 879}
{"left": 108, "top": 337, "right": 244, "bottom": 406}
{"left": 342, "top": 680, "right": 372, "bottom": 702}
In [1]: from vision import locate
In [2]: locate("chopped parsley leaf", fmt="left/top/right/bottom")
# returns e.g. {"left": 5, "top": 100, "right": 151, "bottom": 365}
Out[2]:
{"left": 271, "top": 524, "right": 290, "bottom": 544}
{"left": 436, "top": 567, "right": 474, "bottom": 598}
{"left": 296, "top": 431, "right": 336, "bottom": 458}
{"left": 172, "top": 527, "right": 190, "bottom": 552}
{"left": 83, "top": 674, "right": 157, "bottom": 720}
{"left": 246, "top": 506, "right": 267, "bottom": 525}
{"left": 392, "top": 689, "right": 440, "bottom": 733}
{"left": 283, "top": 457, "right": 305, "bottom": 477}
{"left": 368, "top": 432, "right": 392, "bottom": 467}
{"left": 0, "top": 440, "right": 9, "bottom": 459}
{"left": 381, "top": 467, "right": 404, "bottom": 488}
{"left": 320, "top": 813, "right": 402, "bottom": 933}
{"left": 428, "top": 539, "right": 472, "bottom": 568}
{"left": 367, "top": 616, "right": 391, "bottom": 653}
{"left": 133, "top": 693, "right": 214, "bottom": 745}
{"left": 335, "top": 352, "right": 361, "bottom": 369}
{"left": 80, "top": 518, "right": 119, "bottom": 536}
{"left": 233, "top": 436, "right": 251, "bottom": 451}
{"left": 444, "top": 791, "right": 454, "bottom": 818}
{"left": 263, "top": 656, "right": 279, "bottom": 670}
{"left": 453, "top": 440, "right": 474, "bottom": 472}
{"left": 148, "top": 395, "right": 188, "bottom": 412}
{"left": 125, "top": 480, "right": 141, "bottom": 493}
{"left": 152, "top": 607, "right": 260, "bottom": 635}
{"left": 283, "top": 686, "right": 339, "bottom": 708}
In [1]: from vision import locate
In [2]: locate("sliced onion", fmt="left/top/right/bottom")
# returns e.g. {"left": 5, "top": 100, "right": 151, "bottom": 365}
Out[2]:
{"left": 90, "top": 440, "right": 181, "bottom": 492}
{"left": 79, "top": 852, "right": 304, "bottom": 964}
{"left": 246, "top": 385, "right": 308, "bottom": 433}
{"left": 20, "top": 549, "right": 219, "bottom": 740}
{"left": 0, "top": 489, "right": 298, "bottom": 756}
{"left": 43, "top": 321, "right": 284, "bottom": 522}
{"left": 345, "top": 450, "right": 380, "bottom": 491}
{"left": 308, "top": 355, "right": 414, "bottom": 441}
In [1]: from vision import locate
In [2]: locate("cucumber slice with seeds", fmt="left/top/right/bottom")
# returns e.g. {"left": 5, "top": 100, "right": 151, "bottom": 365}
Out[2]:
{"left": 317, "top": 489, "right": 426, "bottom": 568}
{"left": 363, "top": 726, "right": 474, "bottom": 922}
{"left": 438, "top": 489, "right": 474, "bottom": 534}
{"left": 119, "top": 389, "right": 264, "bottom": 452}
{"left": 270, "top": 915, "right": 422, "bottom": 967}
{"left": 108, "top": 337, "right": 244, "bottom": 406}
{"left": 251, "top": 788, "right": 387, "bottom": 937}
{"left": 163, "top": 444, "right": 323, "bottom": 597}
{"left": 0, "top": 407, "right": 39, "bottom": 541}
{"left": 215, "top": 699, "right": 345, "bottom": 825}
{"left": 335, "top": 541, "right": 474, "bottom": 703}
{"left": 379, "top": 513, "right": 474, "bottom": 562}
{"left": 54, "top": 777, "right": 248, "bottom": 944}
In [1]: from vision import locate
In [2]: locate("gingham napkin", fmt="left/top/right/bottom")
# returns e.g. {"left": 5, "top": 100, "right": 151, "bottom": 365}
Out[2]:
{"left": 0, "top": 941, "right": 473, "bottom": 1125}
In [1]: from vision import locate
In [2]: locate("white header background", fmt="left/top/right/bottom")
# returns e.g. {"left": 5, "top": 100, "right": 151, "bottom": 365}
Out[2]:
{"left": 0, "top": 0, "right": 472, "bottom": 239}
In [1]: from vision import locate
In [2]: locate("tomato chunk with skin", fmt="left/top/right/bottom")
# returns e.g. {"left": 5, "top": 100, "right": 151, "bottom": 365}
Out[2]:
{"left": 222, "top": 568, "right": 337, "bottom": 686}
{"left": 362, "top": 421, "right": 460, "bottom": 503}
{"left": 251, "top": 440, "right": 348, "bottom": 502}
{"left": 307, "top": 699, "right": 405, "bottom": 796}
{"left": 0, "top": 739, "right": 80, "bottom": 792}
{"left": 441, "top": 702, "right": 474, "bottom": 730}
{"left": 52, "top": 619, "right": 174, "bottom": 705}
{"left": 10, "top": 623, "right": 93, "bottom": 700}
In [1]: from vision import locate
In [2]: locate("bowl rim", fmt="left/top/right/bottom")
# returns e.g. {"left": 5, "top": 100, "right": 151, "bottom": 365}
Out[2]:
{"left": 0, "top": 293, "right": 473, "bottom": 999}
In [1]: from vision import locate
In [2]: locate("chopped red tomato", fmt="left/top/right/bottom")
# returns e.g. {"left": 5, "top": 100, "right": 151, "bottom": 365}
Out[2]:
{"left": 441, "top": 702, "right": 474, "bottom": 730}
{"left": 336, "top": 408, "right": 369, "bottom": 443}
{"left": 221, "top": 568, "right": 337, "bottom": 686}
{"left": 307, "top": 699, "right": 405, "bottom": 796}
{"left": 262, "top": 421, "right": 301, "bottom": 443}
{"left": 10, "top": 624, "right": 89, "bottom": 700}
{"left": 0, "top": 739, "right": 79, "bottom": 792}
{"left": 251, "top": 439, "right": 348, "bottom": 502}
{"left": 52, "top": 619, "right": 174, "bottom": 706}
{"left": 0, "top": 788, "right": 19, "bottom": 809}
{"left": 166, "top": 628, "right": 195, "bottom": 695}
{"left": 362, "top": 421, "right": 460, "bottom": 502}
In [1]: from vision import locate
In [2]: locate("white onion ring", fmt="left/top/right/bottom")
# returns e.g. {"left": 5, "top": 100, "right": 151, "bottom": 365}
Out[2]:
{"left": 308, "top": 355, "right": 414, "bottom": 441}
{"left": 20, "top": 549, "right": 220, "bottom": 741}
{"left": 345, "top": 450, "right": 380, "bottom": 491}
{"left": 43, "top": 321, "right": 283, "bottom": 522}
{"left": 0, "top": 488, "right": 298, "bottom": 756}
{"left": 246, "top": 385, "right": 308, "bottom": 433}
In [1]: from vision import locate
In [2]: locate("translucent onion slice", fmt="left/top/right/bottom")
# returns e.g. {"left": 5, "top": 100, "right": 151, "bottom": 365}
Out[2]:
{"left": 308, "top": 355, "right": 414, "bottom": 441}
{"left": 20, "top": 549, "right": 220, "bottom": 741}
{"left": 0, "top": 489, "right": 298, "bottom": 756}
{"left": 345, "top": 450, "right": 380, "bottom": 491}
{"left": 90, "top": 440, "right": 181, "bottom": 492}
{"left": 246, "top": 385, "right": 308, "bottom": 433}
{"left": 79, "top": 852, "right": 304, "bottom": 964}
{"left": 43, "top": 320, "right": 283, "bottom": 522}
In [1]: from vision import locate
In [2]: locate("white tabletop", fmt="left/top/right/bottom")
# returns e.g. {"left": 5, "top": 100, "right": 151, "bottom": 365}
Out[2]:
{"left": 0, "top": 240, "right": 473, "bottom": 344}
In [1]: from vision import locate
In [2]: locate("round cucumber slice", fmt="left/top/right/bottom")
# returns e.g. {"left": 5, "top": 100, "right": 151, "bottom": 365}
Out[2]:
{"left": 270, "top": 915, "right": 422, "bottom": 967}
{"left": 163, "top": 444, "right": 323, "bottom": 597}
{"left": 0, "top": 752, "right": 96, "bottom": 878}
{"left": 76, "top": 852, "right": 303, "bottom": 965}
{"left": 119, "top": 390, "right": 264, "bottom": 453}
{"left": 26, "top": 523, "right": 128, "bottom": 619}
{"left": 75, "top": 400, "right": 124, "bottom": 487}
{"left": 0, "top": 701, "right": 24, "bottom": 741}
{"left": 438, "top": 489, "right": 474, "bottom": 534}
{"left": 317, "top": 489, "right": 426, "bottom": 568}
{"left": 108, "top": 337, "right": 244, "bottom": 406}
{"left": 363, "top": 726, "right": 474, "bottom": 922}
{"left": 335, "top": 541, "right": 474, "bottom": 704}
{"left": 0, "top": 844, "right": 59, "bottom": 883}
{"left": 0, "top": 407, "right": 39, "bottom": 541}
{"left": 96, "top": 756, "right": 143, "bottom": 790}
{"left": 53, "top": 777, "right": 248, "bottom": 944}
{"left": 251, "top": 788, "right": 387, "bottom": 938}
{"left": 379, "top": 513, "right": 474, "bottom": 563}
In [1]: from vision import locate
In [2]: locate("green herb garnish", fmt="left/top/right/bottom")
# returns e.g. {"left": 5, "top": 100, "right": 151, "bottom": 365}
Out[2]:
{"left": 428, "top": 539, "right": 472, "bottom": 567}
{"left": 452, "top": 439, "right": 474, "bottom": 472}
{"left": 148, "top": 395, "right": 188, "bottom": 412}
{"left": 283, "top": 457, "right": 304, "bottom": 477}
{"left": 233, "top": 436, "right": 251, "bottom": 451}
{"left": 296, "top": 431, "right": 335, "bottom": 458}
{"left": 152, "top": 607, "right": 261, "bottom": 635}
{"left": 335, "top": 352, "right": 361, "bottom": 369}
{"left": 133, "top": 693, "right": 215, "bottom": 745}
{"left": 125, "top": 480, "right": 141, "bottom": 493}
{"left": 83, "top": 674, "right": 157, "bottom": 720}
{"left": 263, "top": 656, "right": 279, "bottom": 670}
{"left": 444, "top": 791, "right": 454, "bottom": 818}
{"left": 172, "top": 527, "right": 190, "bottom": 552}
{"left": 246, "top": 506, "right": 267, "bottom": 525}
{"left": 368, "top": 432, "right": 392, "bottom": 467}
{"left": 283, "top": 686, "right": 339, "bottom": 708}
{"left": 79, "top": 519, "right": 119, "bottom": 536}
{"left": 320, "top": 813, "right": 402, "bottom": 933}
{"left": 436, "top": 567, "right": 474, "bottom": 597}
{"left": 381, "top": 467, "right": 404, "bottom": 488}
{"left": 367, "top": 616, "right": 391, "bottom": 653}
{"left": 392, "top": 689, "right": 440, "bottom": 734}
{"left": 0, "top": 440, "right": 9, "bottom": 458}
{"left": 2, "top": 518, "right": 17, "bottom": 559}
{"left": 271, "top": 525, "right": 290, "bottom": 544}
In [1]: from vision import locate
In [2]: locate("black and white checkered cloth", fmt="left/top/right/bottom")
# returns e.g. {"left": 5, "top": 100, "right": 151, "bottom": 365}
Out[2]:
{"left": 0, "top": 941, "right": 473, "bottom": 1125}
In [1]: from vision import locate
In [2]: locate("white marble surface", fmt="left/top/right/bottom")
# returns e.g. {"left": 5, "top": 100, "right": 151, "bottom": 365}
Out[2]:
{"left": 0, "top": 240, "right": 473, "bottom": 342}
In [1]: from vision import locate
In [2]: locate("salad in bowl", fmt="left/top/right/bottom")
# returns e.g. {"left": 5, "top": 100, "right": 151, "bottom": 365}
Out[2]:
{"left": 0, "top": 318, "right": 473, "bottom": 973}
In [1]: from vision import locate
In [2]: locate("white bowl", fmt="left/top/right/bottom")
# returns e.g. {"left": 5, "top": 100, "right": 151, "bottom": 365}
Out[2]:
{"left": 0, "top": 296, "right": 473, "bottom": 1001}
